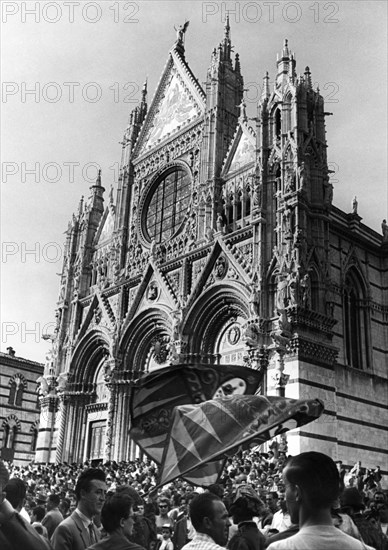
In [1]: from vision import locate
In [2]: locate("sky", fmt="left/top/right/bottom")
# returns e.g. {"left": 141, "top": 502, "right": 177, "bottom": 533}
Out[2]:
{"left": 1, "top": 0, "right": 387, "bottom": 362}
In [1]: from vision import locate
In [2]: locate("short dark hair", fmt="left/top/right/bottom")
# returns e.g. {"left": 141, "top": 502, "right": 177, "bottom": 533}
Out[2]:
{"left": 60, "top": 498, "right": 70, "bottom": 512}
{"left": 189, "top": 492, "right": 222, "bottom": 531}
{"left": 101, "top": 492, "right": 133, "bottom": 533}
{"left": 48, "top": 493, "right": 60, "bottom": 506}
{"left": 284, "top": 452, "right": 339, "bottom": 508}
{"left": 5, "top": 478, "right": 26, "bottom": 509}
{"left": 32, "top": 505, "right": 46, "bottom": 522}
{"left": 75, "top": 468, "right": 106, "bottom": 502}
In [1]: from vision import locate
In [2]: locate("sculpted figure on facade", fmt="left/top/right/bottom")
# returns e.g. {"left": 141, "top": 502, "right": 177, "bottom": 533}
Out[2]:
{"left": 298, "top": 161, "right": 307, "bottom": 191}
{"left": 287, "top": 270, "right": 298, "bottom": 306}
{"left": 171, "top": 309, "right": 183, "bottom": 341}
{"left": 282, "top": 206, "right": 293, "bottom": 238}
{"left": 56, "top": 372, "right": 68, "bottom": 393}
{"left": 174, "top": 21, "right": 189, "bottom": 45}
{"left": 285, "top": 166, "right": 295, "bottom": 193}
{"left": 300, "top": 272, "right": 311, "bottom": 308}
{"left": 352, "top": 195, "right": 358, "bottom": 214}
{"left": 36, "top": 376, "right": 50, "bottom": 396}
{"left": 276, "top": 274, "right": 288, "bottom": 311}
{"left": 216, "top": 212, "right": 225, "bottom": 233}
{"left": 382, "top": 219, "right": 388, "bottom": 242}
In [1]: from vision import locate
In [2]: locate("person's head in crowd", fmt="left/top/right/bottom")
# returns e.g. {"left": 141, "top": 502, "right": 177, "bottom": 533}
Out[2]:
{"left": 4, "top": 477, "right": 26, "bottom": 511}
{"left": 161, "top": 524, "right": 173, "bottom": 540}
{"left": 373, "top": 491, "right": 386, "bottom": 506}
{"left": 265, "top": 491, "right": 279, "bottom": 513}
{"left": 31, "top": 505, "right": 46, "bottom": 523}
{"left": 74, "top": 467, "right": 107, "bottom": 518}
{"left": 100, "top": 491, "right": 135, "bottom": 537}
{"left": 59, "top": 497, "right": 70, "bottom": 517}
{"left": 340, "top": 487, "right": 365, "bottom": 515}
{"left": 36, "top": 492, "right": 48, "bottom": 507}
{"left": 158, "top": 498, "right": 170, "bottom": 515}
{"left": 116, "top": 484, "right": 143, "bottom": 505}
{"left": 229, "top": 485, "right": 263, "bottom": 524}
{"left": 47, "top": 493, "right": 60, "bottom": 511}
{"left": 373, "top": 491, "right": 388, "bottom": 523}
{"left": 282, "top": 451, "right": 340, "bottom": 525}
{"left": 135, "top": 503, "right": 145, "bottom": 515}
{"left": 189, "top": 492, "right": 231, "bottom": 546}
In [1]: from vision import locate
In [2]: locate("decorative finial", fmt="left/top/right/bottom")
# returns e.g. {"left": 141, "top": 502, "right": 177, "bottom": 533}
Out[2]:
{"left": 78, "top": 195, "right": 84, "bottom": 216}
{"left": 224, "top": 12, "right": 230, "bottom": 39}
{"left": 96, "top": 169, "right": 102, "bottom": 186}
{"left": 282, "top": 38, "right": 290, "bottom": 58}
{"left": 262, "top": 71, "right": 270, "bottom": 100}
{"left": 235, "top": 52, "right": 241, "bottom": 73}
{"left": 141, "top": 78, "right": 147, "bottom": 101}
{"left": 304, "top": 66, "right": 312, "bottom": 88}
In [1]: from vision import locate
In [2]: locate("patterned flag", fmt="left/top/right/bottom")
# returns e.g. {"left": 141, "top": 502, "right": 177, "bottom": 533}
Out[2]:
{"left": 129, "top": 363, "right": 263, "bottom": 465}
{"left": 157, "top": 395, "right": 324, "bottom": 487}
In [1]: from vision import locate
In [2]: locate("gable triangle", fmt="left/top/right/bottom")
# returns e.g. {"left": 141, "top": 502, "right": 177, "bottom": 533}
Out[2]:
{"left": 133, "top": 47, "right": 205, "bottom": 158}
{"left": 94, "top": 206, "right": 115, "bottom": 246}
{"left": 222, "top": 122, "right": 256, "bottom": 177}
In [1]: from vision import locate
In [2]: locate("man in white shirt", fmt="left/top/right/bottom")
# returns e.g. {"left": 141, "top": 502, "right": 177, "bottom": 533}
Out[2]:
{"left": 267, "top": 452, "right": 375, "bottom": 550}
{"left": 181, "top": 492, "right": 231, "bottom": 550}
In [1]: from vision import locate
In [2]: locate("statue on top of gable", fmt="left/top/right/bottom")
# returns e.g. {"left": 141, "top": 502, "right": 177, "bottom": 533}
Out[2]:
{"left": 174, "top": 20, "right": 189, "bottom": 45}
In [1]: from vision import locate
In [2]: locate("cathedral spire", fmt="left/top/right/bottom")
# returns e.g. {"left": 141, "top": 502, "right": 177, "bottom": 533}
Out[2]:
{"left": 304, "top": 66, "right": 312, "bottom": 89}
{"left": 282, "top": 38, "right": 290, "bottom": 58}
{"left": 220, "top": 13, "right": 232, "bottom": 62}
{"left": 139, "top": 78, "right": 148, "bottom": 120}
{"left": 262, "top": 71, "right": 270, "bottom": 100}
{"left": 96, "top": 169, "right": 102, "bottom": 187}
{"left": 77, "top": 195, "right": 84, "bottom": 217}
{"left": 224, "top": 12, "right": 230, "bottom": 40}
{"left": 276, "top": 38, "right": 291, "bottom": 88}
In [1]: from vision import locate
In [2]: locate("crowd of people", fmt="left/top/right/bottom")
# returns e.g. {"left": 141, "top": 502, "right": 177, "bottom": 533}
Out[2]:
{"left": 0, "top": 448, "right": 387, "bottom": 550}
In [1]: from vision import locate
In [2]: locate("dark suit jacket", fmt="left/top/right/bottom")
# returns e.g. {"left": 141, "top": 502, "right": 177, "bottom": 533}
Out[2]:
{"left": 51, "top": 510, "right": 100, "bottom": 550}
{"left": 87, "top": 532, "right": 146, "bottom": 550}
{"left": 42, "top": 508, "right": 64, "bottom": 539}
{"left": 0, "top": 500, "right": 52, "bottom": 550}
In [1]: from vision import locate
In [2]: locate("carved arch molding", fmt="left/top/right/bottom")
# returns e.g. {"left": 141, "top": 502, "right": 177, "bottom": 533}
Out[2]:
{"left": 184, "top": 284, "right": 250, "bottom": 356}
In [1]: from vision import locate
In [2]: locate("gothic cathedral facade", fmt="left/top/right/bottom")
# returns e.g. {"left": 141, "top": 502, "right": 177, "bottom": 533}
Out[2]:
{"left": 36, "top": 23, "right": 388, "bottom": 473}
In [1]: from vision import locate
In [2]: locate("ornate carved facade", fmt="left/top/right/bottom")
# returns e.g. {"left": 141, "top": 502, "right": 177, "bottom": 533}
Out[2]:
{"left": 36, "top": 22, "right": 388, "bottom": 474}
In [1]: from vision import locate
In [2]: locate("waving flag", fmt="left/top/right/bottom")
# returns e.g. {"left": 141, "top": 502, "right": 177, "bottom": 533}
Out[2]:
{"left": 157, "top": 395, "right": 324, "bottom": 487}
{"left": 129, "top": 363, "right": 263, "bottom": 464}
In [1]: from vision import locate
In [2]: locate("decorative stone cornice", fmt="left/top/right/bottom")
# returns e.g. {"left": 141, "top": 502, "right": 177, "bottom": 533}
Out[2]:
{"left": 85, "top": 402, "right": 108, "bottom": 413}
{"left": 288, "top": 336, "right": 338, "bottom": 366}
{"left": 39, "top": 395, "right": 59, "bottom": 412}
{"left": 287, "top": 306, "right": 337, "bottom": 335}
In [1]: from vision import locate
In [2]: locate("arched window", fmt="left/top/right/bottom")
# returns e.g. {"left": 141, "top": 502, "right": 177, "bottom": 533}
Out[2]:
{"left": 30, "top": 427, "right": 38, "bottom": 452}
{"left": 8, "top": 382, "right": 16, "bottom": 405}
{"left": 2, "top": 424, "right": 10, "bottom": 448}
{"left": 343, "top": 268, "right": 369, "bottom": 369}
{"left": 275, "top": 109, "right": 282, "bottom": 140}
{"left": 8, "top": 374, "right": 25, "bottom": 406}
{"left": 2, "top": 416, "right": 19, "bottom": 449}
